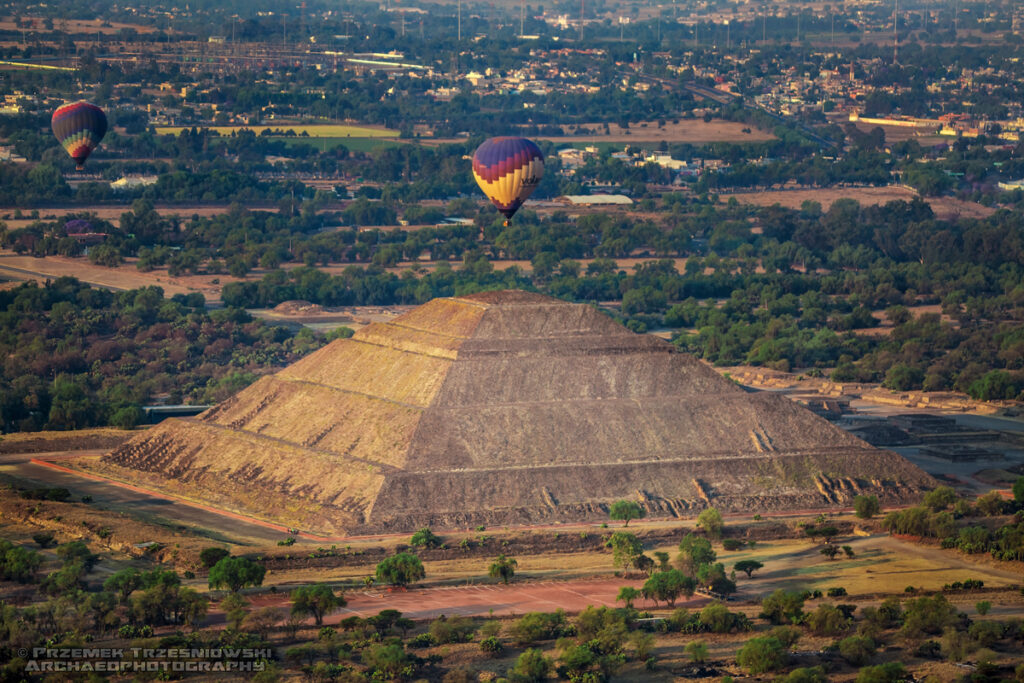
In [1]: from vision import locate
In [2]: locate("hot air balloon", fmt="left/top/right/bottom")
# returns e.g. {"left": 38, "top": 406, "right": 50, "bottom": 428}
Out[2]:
{"left": 472, "top": 137, "right": 544, "bottom": 225}
{"left": 51, "top": 101, "right": 108, "bottom": 170}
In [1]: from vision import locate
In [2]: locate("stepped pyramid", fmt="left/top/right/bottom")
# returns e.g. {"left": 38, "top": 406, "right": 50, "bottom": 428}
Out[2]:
{"left": 94, "top": 291, "right": 935, "bottom": 535}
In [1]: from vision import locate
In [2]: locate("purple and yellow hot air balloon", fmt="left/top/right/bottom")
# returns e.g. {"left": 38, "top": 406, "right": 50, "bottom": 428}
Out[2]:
{"left": 472, "top": 137, "right": 544, "bottom": 225}
{"left": 51, "top": 101, "right": 108, "bottom": 170}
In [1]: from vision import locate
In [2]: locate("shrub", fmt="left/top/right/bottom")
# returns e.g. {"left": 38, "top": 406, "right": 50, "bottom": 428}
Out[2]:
{"left": 408, "top": 633, "right": 434, "bottom": 648}
{"left": 769, "top": 626, "right": 801, "bottom": 649}
{"left": 375, "top": 552, "right": 425, "bottom": 588}
{"left": 480, "top": 636, "right": 503, "bottom": 655}
{"left": 736, "top": 636, "right": 787, "bottom": 674}
{"left": 32, "top": 532, "right": 55, "bottom": 548}
{"left": 428, "top": 615, "right": 475, "bottom": 644}
{"left": 508, "top": 648, "right": 551, "bottom": 683}
{"left": 855, "top": 662, "right": 907, "bottom": 683}
{"left": 838, "top": 635, "right": 877, "bottom": 666}
{"left": 409, "top": 527, "right": 442, "bottom": 548}
{"left": 807, "top": 604, "right": 850, "bottom": 637}
{"left": 509, "top": 610, "right": 571, "bottom": 646}
{"left": 760, "top": 589, "right": 806, "bottom": 625}
{"left": 199, "top": 547, "right": 230, "bottom": 569}
{"left": 685, "top": 640, "right": 708, "bottom": 663}
{"left": 722, "top": 539, "right": 744, "bottom": 551}
{"left": 783, "top": 667, "right": 828, "bottom": 683}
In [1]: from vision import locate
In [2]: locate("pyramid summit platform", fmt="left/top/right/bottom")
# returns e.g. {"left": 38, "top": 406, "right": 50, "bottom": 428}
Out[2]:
{"left": 94, "top": 290, "right": 935, "bottom": 535}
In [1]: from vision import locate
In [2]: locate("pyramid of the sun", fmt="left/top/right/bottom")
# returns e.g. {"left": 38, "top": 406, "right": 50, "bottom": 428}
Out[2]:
{"left": 97, "top": 291, "right": 935, "bottom": 535}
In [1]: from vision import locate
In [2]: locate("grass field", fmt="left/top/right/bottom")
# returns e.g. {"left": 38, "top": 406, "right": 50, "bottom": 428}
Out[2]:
{"left": 154, "top": 124, "right": 399, "bottom": 138}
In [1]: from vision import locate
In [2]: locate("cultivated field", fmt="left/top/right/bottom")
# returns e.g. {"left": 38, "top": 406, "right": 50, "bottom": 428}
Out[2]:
{"left": 721, "top": 185, "right": 996, "bottom": 220}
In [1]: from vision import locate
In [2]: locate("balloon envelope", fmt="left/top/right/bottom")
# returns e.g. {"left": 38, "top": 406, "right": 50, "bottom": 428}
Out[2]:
{"left": 52, "top": 101, "right": 107, "bottom": 170}
{"left": 472, "top": 137, "right": 544, "bottom": 220}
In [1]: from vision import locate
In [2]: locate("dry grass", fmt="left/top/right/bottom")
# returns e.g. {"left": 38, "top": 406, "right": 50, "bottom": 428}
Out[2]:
{"left": 546, "top": 119, "right": 776, "bottom": 143}
{"left": 155, "top": 124, "right": 398, "bottom": 138}
{"left": 722, "top": 185, "right": 995, "bottom": 220}
{"left": 0, "top": 250, "right": 238, "bottom": 303}
{"left": 0, "top": 17, "right": 157, "bottom": 34}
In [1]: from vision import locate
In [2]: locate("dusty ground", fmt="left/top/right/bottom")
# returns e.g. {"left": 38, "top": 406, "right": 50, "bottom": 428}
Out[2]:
{"left": 721, "top": 185, "right": 995, "bottom": 220}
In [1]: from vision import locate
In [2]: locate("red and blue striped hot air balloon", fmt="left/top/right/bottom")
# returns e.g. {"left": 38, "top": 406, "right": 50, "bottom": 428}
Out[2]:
{"left": 51, "top": 101, "right": 108, "bottom": 170}
{"left": 472, "top": 137, "right": 544, "bottom": 224}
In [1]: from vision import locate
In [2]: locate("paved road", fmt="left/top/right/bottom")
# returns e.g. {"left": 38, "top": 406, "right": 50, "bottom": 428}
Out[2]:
{"left": 0, "top": 451, "right": 288, "bottom": 545}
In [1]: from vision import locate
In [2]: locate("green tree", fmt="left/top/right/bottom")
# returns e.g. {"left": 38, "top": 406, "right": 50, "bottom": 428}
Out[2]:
{"left": 489, "top": 554, "right": 518, "bottom": 584}
{"left": 696, "top": 507, "right": 725, "bottom": 539}
{"left": 854, "top": 495, "right": 880, "bottom": 519}
{"left": 616, "top": 586, "right": 640, "bottom": 608}
{"left": 290, "top": 584, "right": 344, "bottom": 626}
{"left": 1013, "top": 476, "right": 1024, "bottom": 505}
{"left": 676, "top": 533, "right": 716, "bottom": 577}
{"left": 606, "top": 531, "right": 644, "bottom": 571}
{"left": 375, "top": 552, "right": 425, "bottom": 588}
{"left": 821, "top": 545, "right": 840, "bottom": 561}
{"left": 208, "top": 557, "right": 266, "bottom": 593}
{"left": 103, "top": 568, "right": 142, "bottom": 605}
{"left": 609, "top": 500, "right": 644, "bottom": 527}
{"left": 734, "top": 559, "right": 763, "bottom": 578}
{"left": 642, "top": 570, "right": 695, "bottom": 607}
{"left": 975, "top": 600, "right": 991, "bottom": 616}
{"left": 736, "top": 636, "right": 787, "bottom": 674}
